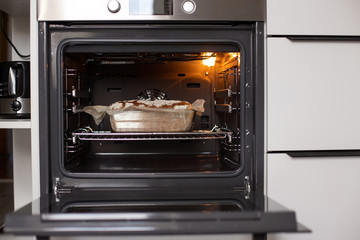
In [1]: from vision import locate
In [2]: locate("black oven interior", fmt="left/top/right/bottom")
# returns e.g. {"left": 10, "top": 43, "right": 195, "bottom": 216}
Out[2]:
{"left": 61, "top": 43, "right": 249, "bottom": 177}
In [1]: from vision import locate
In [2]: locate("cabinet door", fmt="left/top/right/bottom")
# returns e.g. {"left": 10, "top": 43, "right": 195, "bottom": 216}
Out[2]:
{"left": 267, "top": 0, "right": 360, "bottom": 35}
{"left": 267, "top": 38, "right": 360, "bottom": 151}
{"left": 267, "top": 153, "right": 360, "bottom": 240}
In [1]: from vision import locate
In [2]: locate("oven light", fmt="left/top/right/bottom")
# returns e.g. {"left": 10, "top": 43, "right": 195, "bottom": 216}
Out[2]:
{"left": 202, "top": 53, "right": 216, "bottom": 67}
{"left": 203, "top": 57, "right": 216, "bottom": 67}
{"left": 231, "top": 52, "right": 239, "bottom": 58}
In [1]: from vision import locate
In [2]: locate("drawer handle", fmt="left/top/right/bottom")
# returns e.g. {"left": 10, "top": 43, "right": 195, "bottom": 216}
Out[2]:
{"left": 267, "top": 35, "right": 360, "bottom": 42}
{"left": 285, "top": 35, "right": 360, "bottom": 42}
{"left": 281, "top": 150, "right": 360, "bottom": 158}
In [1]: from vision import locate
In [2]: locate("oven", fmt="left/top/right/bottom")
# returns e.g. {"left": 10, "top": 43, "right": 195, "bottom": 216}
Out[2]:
{"left": 5, "top": 0, "right": 306, "bottom": 239}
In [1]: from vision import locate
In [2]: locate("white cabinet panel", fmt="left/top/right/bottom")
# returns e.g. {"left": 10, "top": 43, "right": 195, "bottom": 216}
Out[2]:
{"left": 267, "top": 153, "right": 360, "bottom": 240}
{"left": 0, "top": 119, "right": 30, "bottom": 129}
{"left": 267, "top": 0, "right": 360, "bottom": 36}
{"left": 267, "top": 38, "right": 360, "bottom": 151}
{"left": 12, "top": 129, "right": 32, "bottom": 210}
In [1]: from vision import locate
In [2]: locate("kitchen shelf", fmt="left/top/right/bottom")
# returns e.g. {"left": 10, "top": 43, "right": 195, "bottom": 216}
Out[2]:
{"left": 72, "top": 130, "right": 232, "bottom": 142}
{"left": 0, "top": 119, "right": 31, "bottom": 129}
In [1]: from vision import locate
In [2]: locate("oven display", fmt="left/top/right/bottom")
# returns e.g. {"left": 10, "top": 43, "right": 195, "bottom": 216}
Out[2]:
{"left": 129, "top": 0, "right": 173, "bottom": 15}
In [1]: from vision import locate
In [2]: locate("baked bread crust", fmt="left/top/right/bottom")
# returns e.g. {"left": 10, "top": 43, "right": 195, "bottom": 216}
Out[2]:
{"left": 109, "top": 100, "right": 191, "bottom": 110}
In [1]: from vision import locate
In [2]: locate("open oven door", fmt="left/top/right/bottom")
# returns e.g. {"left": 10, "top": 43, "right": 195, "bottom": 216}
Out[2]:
{"left": 4, "top": 189, "right": 308, "bottom": 239}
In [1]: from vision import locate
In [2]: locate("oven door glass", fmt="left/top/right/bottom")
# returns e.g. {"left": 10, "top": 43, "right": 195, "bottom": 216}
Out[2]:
{"left": 5, "top": 190, "right": 305, "bottom": 236}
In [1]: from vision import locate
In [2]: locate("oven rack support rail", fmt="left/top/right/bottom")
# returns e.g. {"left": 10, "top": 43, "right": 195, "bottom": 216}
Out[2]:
{"left": 214, "top": 65, "right": 241, "bottom": 114}
{"left": 72, "top": 131, "right": 232, "bottom": 143}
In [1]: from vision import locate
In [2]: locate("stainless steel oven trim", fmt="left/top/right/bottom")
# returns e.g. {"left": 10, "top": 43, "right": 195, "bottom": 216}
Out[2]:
{"left": 38, "top": 0, "right": 265, "bottom": 22}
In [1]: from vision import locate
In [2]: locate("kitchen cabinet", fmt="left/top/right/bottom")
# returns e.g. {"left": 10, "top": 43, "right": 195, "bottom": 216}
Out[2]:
{"left": 0, "top": 0, "right": 29, "bottom": 17}
{"left": 0, "top": 2, "right": 34, "bottom": 240}
{"left": 0, "top": 125, "right": 32, "bottom": 211}
{"left": 0, "top": 0, "right": 38, "bottom": 211}
{"left": 267, "top": 37, "right": 360, "bottom": 151}
{"left": 267, "top": 153, "right": 360, "bottom": 240}
{"left": 12, "top": 129, "right": 32, "bottom": 209}
{"left": 267, "top": 0, "right": 360, "bottom": 36}
{"left": 0, "top": 120, "right": 30, "bottom": 129}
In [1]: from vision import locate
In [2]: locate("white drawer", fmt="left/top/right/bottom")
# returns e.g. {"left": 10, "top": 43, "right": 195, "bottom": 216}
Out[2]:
{"left": 267, "top": 153, "right": 360, "bottom": 240}
{"left": 267, "top": 0, "right": 360, "bottom": 36}
{"left": 267, "top": 38, "right": 360, "bottom": 151}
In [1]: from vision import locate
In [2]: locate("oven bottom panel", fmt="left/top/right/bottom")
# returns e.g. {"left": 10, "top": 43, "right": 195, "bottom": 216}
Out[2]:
{"left": 66, "top": 154, "right": 236, "bottom": 174}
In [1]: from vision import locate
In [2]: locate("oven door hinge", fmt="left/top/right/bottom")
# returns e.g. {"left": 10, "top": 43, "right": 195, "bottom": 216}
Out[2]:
{"left": 54, "top": 177, "right": 72, "bottom": 201}
{"left": 233, "top": 176, "right": 251, "bottom": 199}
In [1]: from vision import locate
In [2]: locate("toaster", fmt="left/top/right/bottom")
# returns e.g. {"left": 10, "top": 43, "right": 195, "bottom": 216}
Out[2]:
{"left": 0, "top": 61, "right": 30, "bottom": 118}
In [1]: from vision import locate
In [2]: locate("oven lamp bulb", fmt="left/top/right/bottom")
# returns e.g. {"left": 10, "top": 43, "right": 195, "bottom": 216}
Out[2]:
{"left": 203, "top": 57, "right": 216, "bottom": 67}
{"left": 231, "top": 52, "right": 239, "bottom": 58}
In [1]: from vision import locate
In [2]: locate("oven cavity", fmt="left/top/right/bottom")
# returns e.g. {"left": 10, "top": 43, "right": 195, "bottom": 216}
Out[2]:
{"left": 62, "top": 44, "right": 246, "bottom": 177}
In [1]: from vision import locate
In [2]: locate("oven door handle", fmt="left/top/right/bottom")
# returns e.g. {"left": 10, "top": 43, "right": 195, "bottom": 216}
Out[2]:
{"left": 276, "top": 150, "right": 360, "bottom": 158}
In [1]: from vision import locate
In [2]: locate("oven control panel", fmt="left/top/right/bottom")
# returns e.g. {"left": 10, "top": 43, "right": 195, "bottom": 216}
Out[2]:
{"left": 106, "top": 0, "right": 199, "bottom": 16}
{"left": 128, "top": 0, "right": 173, "bottom": 15}
{"left": 38, "top": 0, "right": 265, "bottom": 22}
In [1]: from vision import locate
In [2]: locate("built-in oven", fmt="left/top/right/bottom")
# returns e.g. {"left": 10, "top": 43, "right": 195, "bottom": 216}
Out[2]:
{"left": 5, "top": 0, "right": 307, "bottom": 239}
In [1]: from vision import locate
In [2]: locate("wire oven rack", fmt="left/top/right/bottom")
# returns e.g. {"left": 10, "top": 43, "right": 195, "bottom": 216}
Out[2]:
{"left": 72, "top": 131, "right": 232, "bottom": 143}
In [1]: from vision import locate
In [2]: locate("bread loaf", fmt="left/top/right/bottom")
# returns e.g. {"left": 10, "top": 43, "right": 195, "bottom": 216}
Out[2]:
{"left": 84, "top": 99, "right": 205, "bottom": 131}
{"left": 109, "top": 100, "right": 191, "bottom": 110}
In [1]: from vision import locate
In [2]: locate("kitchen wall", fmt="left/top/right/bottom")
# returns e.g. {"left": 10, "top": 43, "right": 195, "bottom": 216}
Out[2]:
{"left": 8, "top": 15, "right": 30, "bottom": 61}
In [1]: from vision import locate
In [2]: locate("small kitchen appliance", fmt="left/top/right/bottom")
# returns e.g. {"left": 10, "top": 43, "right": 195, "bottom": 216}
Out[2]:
{"left": 0, "top": 61, "right": 30, "bottom": 118}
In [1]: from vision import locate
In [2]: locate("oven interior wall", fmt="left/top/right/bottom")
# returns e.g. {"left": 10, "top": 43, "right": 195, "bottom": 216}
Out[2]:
{"left": 63, "top": 49, "right": 242, "bottom": 176}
